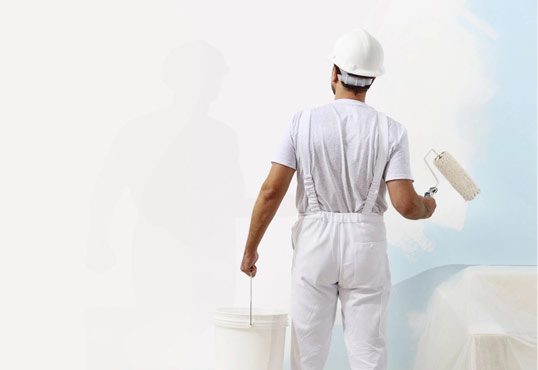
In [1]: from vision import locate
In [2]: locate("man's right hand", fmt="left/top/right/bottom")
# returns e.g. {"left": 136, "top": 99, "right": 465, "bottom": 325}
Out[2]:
{"left": 422, "top": 195, "right": 437, "bottom": 218}
{"left": 386, "top": 179, "right": 437, "bottom": 220}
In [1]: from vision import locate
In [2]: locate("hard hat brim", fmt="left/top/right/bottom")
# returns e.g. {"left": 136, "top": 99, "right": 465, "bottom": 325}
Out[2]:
{"left": 328, "top": 55, "right": 384, "bottom": 77}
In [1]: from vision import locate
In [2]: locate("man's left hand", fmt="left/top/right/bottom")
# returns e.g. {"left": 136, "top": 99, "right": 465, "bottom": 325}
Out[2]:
{"left": 240, "top": 250, "right": 259, "bottom": 277}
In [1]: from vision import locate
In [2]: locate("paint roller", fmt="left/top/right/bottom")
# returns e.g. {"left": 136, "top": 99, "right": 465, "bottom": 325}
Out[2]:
{"left": 423, "top": 149, "right": 480, "bottom": 200}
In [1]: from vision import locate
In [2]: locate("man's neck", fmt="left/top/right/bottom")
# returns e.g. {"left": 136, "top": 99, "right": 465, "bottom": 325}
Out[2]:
{"left": 334, "top": 91, "right": 366, "bottom": 102}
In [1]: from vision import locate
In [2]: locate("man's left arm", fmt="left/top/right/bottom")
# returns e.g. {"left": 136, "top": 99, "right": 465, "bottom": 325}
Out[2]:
{"left": 240, "top": 162, "right": 296, "bottom": 277}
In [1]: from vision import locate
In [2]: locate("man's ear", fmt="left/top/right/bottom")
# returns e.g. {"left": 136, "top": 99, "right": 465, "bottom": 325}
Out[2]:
{"left": 331, "top": 66, "right": 339, "bottom": 83}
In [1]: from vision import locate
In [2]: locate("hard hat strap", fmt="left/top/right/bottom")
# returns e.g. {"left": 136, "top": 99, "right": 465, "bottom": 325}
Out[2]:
{"left": 338, "top": 69, "right": 373, "bottom": 87}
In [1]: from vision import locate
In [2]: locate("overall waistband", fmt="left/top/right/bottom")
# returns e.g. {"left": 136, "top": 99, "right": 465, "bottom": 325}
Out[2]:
{"left": 298, "top": 210, "right": 384, "bottom": 223}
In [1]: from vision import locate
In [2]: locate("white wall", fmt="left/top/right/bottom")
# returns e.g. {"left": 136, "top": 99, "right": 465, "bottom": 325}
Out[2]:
{"left": 0, "top": 0, "right": 527, "bottom": 369}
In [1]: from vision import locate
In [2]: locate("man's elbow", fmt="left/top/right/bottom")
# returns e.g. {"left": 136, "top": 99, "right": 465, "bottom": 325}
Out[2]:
{"left": 260, "top": 176, "right": 286, "bottom": 201}
{"left": 260, "top": 185, "right": 281, "bottom": 201}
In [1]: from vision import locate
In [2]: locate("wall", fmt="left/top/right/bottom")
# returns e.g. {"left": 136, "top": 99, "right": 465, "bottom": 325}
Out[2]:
{"left": 0, "top": 0, "right": 535, "bottom": 369}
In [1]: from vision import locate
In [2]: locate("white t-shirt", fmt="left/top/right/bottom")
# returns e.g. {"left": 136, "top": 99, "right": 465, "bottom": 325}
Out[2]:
{"left": 271, "top": 98, "right": 414, "bottom": 215}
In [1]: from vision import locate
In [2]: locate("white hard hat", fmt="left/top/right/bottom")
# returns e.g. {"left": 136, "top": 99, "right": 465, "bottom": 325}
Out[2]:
{"left": 328, "top": 28, "right": 385, "bottom": 78}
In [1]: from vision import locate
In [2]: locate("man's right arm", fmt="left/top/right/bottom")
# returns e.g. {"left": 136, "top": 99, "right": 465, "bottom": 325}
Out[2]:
{"left": 386, "top": 179, "right": 436, "bottom": 219}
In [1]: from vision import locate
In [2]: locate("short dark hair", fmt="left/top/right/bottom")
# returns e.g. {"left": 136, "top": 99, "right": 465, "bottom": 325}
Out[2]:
{"left": 334, "top": 65, "right": 372, "bottom": 94}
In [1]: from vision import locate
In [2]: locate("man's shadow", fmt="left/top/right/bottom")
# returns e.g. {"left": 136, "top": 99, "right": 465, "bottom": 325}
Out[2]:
{"left": 85, "top": 40, "right": 252, "bottom": 370}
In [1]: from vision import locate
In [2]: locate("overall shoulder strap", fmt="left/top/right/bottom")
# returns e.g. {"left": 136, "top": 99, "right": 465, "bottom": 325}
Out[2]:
{"left": 297, "top": 109, "right": 321, "bottom": 213}
{"left": 362, "top": 111, "right": 389, "bottom": 215}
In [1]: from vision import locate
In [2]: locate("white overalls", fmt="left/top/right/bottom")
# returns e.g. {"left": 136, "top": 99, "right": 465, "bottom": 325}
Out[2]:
{"left": 290, "top": 108, "right": 391, "bottom": 370}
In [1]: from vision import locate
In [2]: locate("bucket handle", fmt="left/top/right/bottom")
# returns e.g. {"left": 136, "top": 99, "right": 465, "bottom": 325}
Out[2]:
{"left": 249, "top": 274, "right": 253, "bottom": 327}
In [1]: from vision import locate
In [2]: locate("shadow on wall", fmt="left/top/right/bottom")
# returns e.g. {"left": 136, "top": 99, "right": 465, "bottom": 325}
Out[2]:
{"left": 85, "top": 40, "right": 253, "bottom": 370}
{"left": 288, "top": 264, "right": 470, "bottom": 370}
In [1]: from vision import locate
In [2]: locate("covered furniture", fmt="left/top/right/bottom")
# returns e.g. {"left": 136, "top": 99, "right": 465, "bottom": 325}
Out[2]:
{"left": 413, "top": 266, "right": 536, "bottom": 370}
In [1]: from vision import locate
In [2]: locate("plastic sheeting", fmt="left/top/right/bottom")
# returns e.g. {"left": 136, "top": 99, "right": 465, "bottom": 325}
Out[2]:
{"left": 412, "top": 266, "right": 537, "bottom": 370}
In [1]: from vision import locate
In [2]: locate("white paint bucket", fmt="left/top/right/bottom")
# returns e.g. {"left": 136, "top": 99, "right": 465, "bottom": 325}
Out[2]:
{"left": 214, "top": 307, "right": 288, "bottom": 370}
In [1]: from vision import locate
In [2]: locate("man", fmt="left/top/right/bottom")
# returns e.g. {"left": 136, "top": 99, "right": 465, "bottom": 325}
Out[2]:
{"left": 240, "top": 28, "right": 436, "bottom": 370}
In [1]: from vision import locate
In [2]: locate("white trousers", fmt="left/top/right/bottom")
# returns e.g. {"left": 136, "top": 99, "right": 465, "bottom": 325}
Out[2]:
{"left": 290, "top": 211, "right": 391, "bottom": 370}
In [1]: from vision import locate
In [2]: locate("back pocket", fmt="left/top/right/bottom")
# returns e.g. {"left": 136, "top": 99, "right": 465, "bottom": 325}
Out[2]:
{"left": 341, "top": 240, "right": 388, "bottom": 289}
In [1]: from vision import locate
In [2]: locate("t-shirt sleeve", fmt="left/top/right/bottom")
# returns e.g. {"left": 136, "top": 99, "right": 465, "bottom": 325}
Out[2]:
{"left": 383, "top": 119, "right": 414, "bottom": 182}
{"left": 270, "top": 112, "right": 299, "bottom": 170}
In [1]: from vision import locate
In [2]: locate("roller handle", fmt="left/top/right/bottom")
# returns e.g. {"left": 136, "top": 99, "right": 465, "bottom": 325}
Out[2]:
{"left": 424, "top": 187, "right": 438, "bottom": 197}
